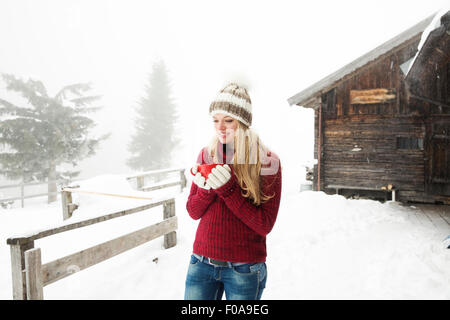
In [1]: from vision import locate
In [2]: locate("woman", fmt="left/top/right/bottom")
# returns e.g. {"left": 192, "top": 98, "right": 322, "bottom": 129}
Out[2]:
{"left": 184, "top": 82, "right": 282, "bottom": 300}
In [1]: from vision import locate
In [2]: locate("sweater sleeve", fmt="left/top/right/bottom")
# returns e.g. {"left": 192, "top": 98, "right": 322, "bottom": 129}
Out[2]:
{"left": 214, "top": 160, "right": 282, "bottom": 237}
{"left": 186, "top": 182, "right": 217, "bottom": 220}
{"left": 185, "top": 148, "right": 217, "bottom": 220}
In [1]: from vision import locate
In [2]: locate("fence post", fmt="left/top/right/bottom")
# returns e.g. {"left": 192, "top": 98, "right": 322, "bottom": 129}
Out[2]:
{"left": 61, "top": 190, "right": 78, "bottom": 220}
{"left": 62, "top": 190, "right": 72, "bottom": 220}
{"left": 25, "top": 248, "right": 43, "bottom": 300}
{"left": 21, "top": 183, "right": 24, "bottom": 208}
{"left": 136, "top": 176, "right": 144, "bottom": 191}
{"left": 163, "top": 199, "right": 176, "bottom": 249}
{"left": 9, "top": 240, "right": 34, "bottom": 300}
{"left": 180, "top": 170, "right": 187, "bottom": 192}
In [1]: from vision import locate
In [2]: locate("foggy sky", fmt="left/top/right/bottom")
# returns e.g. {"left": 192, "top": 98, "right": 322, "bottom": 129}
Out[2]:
{"left": 0, "top": 0, "right": 447, "bottom": 182}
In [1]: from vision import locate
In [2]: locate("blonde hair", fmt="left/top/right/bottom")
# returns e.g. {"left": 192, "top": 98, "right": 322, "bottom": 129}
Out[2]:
{"left": 208, "top": 121, "right": 275, "bottom": 206}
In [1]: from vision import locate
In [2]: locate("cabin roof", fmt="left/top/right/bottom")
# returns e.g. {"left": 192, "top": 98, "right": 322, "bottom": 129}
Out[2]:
{"left": 287, "top": 14, "right": 436, "bottom": 108}
{"left": 406, "top": 10, "right": 450, "bottom": 83}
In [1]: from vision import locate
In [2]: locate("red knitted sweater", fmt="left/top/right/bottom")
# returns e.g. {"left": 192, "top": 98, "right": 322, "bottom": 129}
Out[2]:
{"left": 186, "top": 143, "right": 282, "bottom": 263}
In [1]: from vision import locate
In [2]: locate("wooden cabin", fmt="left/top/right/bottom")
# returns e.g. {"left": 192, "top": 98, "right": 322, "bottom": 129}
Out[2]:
{"left": 288, "top": 11, "right": 450, "bottom": 204}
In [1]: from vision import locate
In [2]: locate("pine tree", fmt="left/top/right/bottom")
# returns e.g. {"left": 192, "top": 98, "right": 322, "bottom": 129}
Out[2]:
{"left": 0, "top": 74, "right": 109, "bottom": 202}
{"left": 127, "top": 60, "right": 179, "bottom": 173}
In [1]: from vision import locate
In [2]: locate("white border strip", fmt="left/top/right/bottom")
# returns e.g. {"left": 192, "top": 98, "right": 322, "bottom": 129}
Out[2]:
{"left": 214, "top": 92, "right": 252, "bottom": 112}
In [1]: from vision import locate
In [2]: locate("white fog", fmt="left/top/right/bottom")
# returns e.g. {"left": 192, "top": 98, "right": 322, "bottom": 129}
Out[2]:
{"left": 1, "top": 0, "right": 447, "bottom": 183}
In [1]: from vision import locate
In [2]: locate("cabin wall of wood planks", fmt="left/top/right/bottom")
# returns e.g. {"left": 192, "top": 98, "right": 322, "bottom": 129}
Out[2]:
{"left": 322, "top": 115, "right": 428, "bottom": 201}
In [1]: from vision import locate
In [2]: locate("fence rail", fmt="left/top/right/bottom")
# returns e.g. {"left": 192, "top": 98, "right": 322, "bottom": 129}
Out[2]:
{"left": 126, "top": 167, "right": 187, "bottom": 192}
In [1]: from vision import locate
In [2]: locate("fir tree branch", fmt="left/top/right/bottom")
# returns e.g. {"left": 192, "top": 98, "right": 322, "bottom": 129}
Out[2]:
{"left": 54, "top": 82, "right": 92, "bottom": 101}
{"left": 2, "top": 74, "right": 52, "bottom": 109}
{"left": 0, "top": 98, "right": 36, "bottom": 118}
{"left": 69, "top": 95, "right": 101, "bottom": 107}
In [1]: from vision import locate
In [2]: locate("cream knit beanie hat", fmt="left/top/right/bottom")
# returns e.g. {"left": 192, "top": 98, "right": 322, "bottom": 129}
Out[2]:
{"left": 209, "top": 83, "right": 252, "bottom": 127}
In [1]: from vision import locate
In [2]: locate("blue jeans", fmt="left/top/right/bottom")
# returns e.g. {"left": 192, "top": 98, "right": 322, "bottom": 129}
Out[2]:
{"left": 184, "top": 254, "right": 267, "bottom": 300}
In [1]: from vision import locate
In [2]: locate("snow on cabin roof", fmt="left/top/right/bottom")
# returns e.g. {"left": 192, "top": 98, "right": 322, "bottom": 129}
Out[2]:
{"left": 405, "top": 7, "right": 450, "bottom": 79}
{"left": 287, "top": 13, "right": 436, "bottom": 108}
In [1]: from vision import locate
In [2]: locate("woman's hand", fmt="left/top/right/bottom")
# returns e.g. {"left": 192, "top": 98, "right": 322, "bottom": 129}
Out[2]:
{"left": 206, "top": 164, "right": 232, "bottom": 189}
{"left": 191, "top": 164, "right": 211, "bottom": 190}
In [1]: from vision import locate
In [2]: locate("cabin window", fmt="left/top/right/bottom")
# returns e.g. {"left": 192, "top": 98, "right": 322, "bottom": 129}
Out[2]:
{"left": 396, "top": 137, "right": 423, "bottom": 150}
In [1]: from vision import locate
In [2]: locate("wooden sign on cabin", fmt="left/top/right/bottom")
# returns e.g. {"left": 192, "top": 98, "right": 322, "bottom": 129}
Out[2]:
{"left": 350, "top": 88, "right": 396, "bottom": 104}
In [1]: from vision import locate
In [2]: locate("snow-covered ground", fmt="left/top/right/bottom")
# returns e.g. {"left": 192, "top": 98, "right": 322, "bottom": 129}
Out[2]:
{"left": 0, "top": 169, "right": 449, "bottom": 300}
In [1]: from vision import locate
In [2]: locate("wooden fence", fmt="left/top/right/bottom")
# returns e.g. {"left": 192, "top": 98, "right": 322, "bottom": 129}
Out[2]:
{"left": 0, "top": 167, "right": 187, "bottom": 209}
{"left": 0, "top": 179, "right": 68, "bottom": 208}
{"left": 60, "top": 168, "right": 187, "bottom": 220}
{"left": 126, "top": 167, "right": 187, "bottom": 192}
{"left": 7, "top": 197, "right": 177, "bottom": 300}
{"left": 6, "top": 167, "right": 187, "bottom": 300}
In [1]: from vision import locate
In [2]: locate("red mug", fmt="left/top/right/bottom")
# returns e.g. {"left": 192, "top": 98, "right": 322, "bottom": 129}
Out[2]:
{"left": 190, "top": 164, "right": 221, "bottom": 179}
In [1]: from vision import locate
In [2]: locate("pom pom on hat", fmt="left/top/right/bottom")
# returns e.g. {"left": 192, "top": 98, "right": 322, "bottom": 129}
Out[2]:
{"left": 219, "top": 73, "right": 252, "bottom": 92}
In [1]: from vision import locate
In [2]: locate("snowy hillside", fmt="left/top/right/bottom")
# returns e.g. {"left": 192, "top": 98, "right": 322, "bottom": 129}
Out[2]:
{"left": 0, "top": 171, "right": 449, "bottom": 300}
